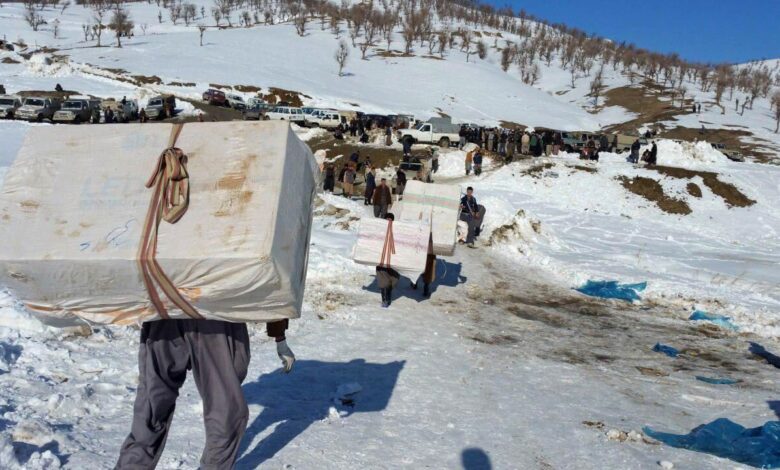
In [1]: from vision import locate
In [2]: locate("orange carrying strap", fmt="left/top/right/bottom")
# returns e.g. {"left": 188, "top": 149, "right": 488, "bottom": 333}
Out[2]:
{"left": 137, "top": 123, "right": 203, "bottom": 319}
{"left": 378, "top": 220, "right": 396, "bottom": 268}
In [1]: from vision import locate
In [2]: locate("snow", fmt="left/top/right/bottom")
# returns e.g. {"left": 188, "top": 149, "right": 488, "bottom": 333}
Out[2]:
{"left": 1, "top": 1, "right": 780, "bottom": 468}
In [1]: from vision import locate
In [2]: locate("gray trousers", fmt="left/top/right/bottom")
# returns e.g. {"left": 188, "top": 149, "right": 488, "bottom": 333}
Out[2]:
{"left": 116, "top": 320, "right": 250, "bottom": 470}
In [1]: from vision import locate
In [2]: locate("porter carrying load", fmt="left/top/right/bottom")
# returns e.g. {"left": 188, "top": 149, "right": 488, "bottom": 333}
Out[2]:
{"left": 0, "top": 121, "right": 318, "bottom": 326}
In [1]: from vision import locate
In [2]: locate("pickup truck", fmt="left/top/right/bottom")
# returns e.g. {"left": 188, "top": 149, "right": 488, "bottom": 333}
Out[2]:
{"left": 15, "top": 96, "right": 60, "bottom": 122}
{"left": 397, "top": 121, "right": 459, "bottom": 147}
{"left": 53, "top": 99, "right": 93, "bottom": 123}
{"left": 0, "top": 95, "right": 22, "bottom": 119}
{"left": 145, "top": 95, "right": 176, "bottom": 120}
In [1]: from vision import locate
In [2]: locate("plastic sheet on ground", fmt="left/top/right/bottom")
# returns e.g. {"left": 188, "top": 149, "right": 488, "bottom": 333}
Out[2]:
{"left": 643, "top": 418, "right": 780, "bottom": 469}
{"left": 689, "top": 310, "right": 739, "bottom": 331}
{"left": 695, "top": 376, "right": 740, "bottom": 385}
{"left": 575, "top": 280, "right": 647, "bottom": 302}
{"left": 653, "top": 343, "right": 679, "bottom": 358}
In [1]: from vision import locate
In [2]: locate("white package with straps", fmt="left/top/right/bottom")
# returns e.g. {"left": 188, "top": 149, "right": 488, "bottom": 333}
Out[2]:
{"left": 399, "top": 180, "right": 461, "bottom": 256}
{"left": 0, "top": 121, "right": 318, "bottom": 326}
{"left": 352, "top": 217, "right": 429, "bottom": 280}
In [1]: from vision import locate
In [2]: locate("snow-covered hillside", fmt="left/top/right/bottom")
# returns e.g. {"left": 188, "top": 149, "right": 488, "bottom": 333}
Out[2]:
{"left": 1, "top": 0, "right": 779, "bottom": 159}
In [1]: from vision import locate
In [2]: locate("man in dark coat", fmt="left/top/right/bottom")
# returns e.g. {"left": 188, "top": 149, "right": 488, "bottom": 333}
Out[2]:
{"left": 395, "top": 167, "right": 407, "bottom": 199}
{"left": 372, "top": 178, "right": 392, "bottom": 218}
{"left": 323, "top": 162, "right": 336, "bottom": 192}
{"left": 629, "top": 139, "right": 641, "bottom": 163}
{"left": 473, "top": 151, "right": 483, "bottom": 176}
{"left": 363, "top": 168, "right": 375, "bottom": 206}
{"left": 460, "top": 187, "right": 480, "bottom": 247}
{"left": 647, "top": 141, "right": 658, "bottom": 166}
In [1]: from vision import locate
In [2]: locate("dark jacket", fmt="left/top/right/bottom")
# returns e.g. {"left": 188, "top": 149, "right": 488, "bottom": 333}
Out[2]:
{"left": 460, "top": 195, "right": 479, "bottom": 215}
{"left": 473, "top": 152, "right": 483, "bottom": 166}
{"left": 372, "top": 185, "right": 392, "bottom": 206}
{"left": 396, "top": 170, "right": 407, "bottom": 186}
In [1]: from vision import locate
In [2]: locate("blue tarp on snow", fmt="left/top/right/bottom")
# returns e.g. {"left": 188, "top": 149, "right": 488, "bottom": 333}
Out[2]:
{"left": 652, "top": 343, "right": 679, "bottom": 358}
{"left": 689, "top": 311, "right": 739, "bottom": 331}
{"left": 695, "top": 376, "right": 741, "bottom": 385}
{"left": 644, "top": 418, "right": 780, "bottom": 469}
{"left": 575, "top": 280, "right": 647, "bottom": 302}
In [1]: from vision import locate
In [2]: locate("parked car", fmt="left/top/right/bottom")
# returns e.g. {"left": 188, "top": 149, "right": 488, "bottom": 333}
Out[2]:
{"left": 15, "top": 96, "right": 61, "bottom": 122}
{"left": 101, "top": 98, "right": 138, "bottom": 122}
{"left": 247, "top": 96, "right": 267, "bottom": 109}
{"left": 145, "top": 95, "right": 176, "bottom": 120}
{"left": 308, "top": 111, "right": 344, "bottom": 129}
{"left": 397, "top": 117, "right": 460, "bottom": 147}
{"left": 395, "top": 155, "right": 434, "bottom": 185}
{"left": 0, "top": 95, "right": 22, "bottom": 119}
{"left": 53, "top": 98, "right": 93, "bottom": 123}
{"left": 243, "top": 103, "right": 271, "bottom": 120}
{"left": 225, "top": 93, "right": 246, "bottom": 110}
{"left": 202, "top": 88, "right": 227, "bottom": 106}
{"left": 265, "top": 106, "right": 305, "bottom": 123}
{"left": 711, "top": 143, "right": 745, "bottom": 162}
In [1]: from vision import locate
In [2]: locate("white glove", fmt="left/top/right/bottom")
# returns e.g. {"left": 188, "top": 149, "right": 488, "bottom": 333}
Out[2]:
{"left": 276, "top": 340, "right": 295, "bottom": 374}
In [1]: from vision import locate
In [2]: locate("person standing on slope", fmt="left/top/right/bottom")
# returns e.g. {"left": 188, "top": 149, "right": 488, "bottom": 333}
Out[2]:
{"left": 473, "top": 150, "right": 484, "bottom": 176}
{"left": 364, "top": 168, "right": 376, "bottom": 206}
{"left": 115, "top": 320, "right": 295, "bottom": 469}
{"left": 647, "top": 141, "right": 658, "bottom": 166}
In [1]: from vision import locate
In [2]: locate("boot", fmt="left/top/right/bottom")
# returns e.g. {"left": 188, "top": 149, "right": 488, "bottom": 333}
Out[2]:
{"left": 381, "top": 289, "right": 389, "bottom": 308}
{"left": 423, "top": 283, "right": 430, "bottom": 298}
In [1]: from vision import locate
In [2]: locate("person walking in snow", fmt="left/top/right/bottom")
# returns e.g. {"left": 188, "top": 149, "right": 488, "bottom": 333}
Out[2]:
{"left": 115, "top": 318, "right": 295, "bottom": 469}
{"left": 629, "top": 139, "right": 641, "bottom": 163}
{"left": 364, "top": 168, "right": 376, "bottom": 205}
{"left": 372, "top": 177, "right": 392, "bottom": 218}
{"left": 342, "top": 165, "right": 355, "bottom": 199}
{"left": 324, "top": 162, "right": 336, "bottom": 193}
{"left": 465, "top": 149, "right": 474, "bottom": 176}
{"left": 385, "top": 125, "right": 393, "bottom": 146}
{"left": 376, "top": 213, "right": 400, "bottom": 308}
{"left": 473, "top": 150, "right": 484, "bottom": 176}
{"left": 395, "top": 167, "right": 407, "bottom": 200}
{"left": 460, "top": 187, "right": 480, "bottom": 248}
{"left": 430, "top": 146, "right": 439, "bottom": 174}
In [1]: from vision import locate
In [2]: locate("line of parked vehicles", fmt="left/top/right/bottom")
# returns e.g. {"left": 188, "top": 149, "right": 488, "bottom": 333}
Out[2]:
{"left": 0, "top": 93, "right": 176, "bottom": 123}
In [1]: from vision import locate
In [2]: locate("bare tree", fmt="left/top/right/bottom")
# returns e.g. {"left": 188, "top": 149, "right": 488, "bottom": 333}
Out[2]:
{"left": 168, "top": 1, "right": 182, "bottom": 25}
{"left": 772, "top": 91, "right": 780, "bottom": 133}
{"left": 93, "top": 8, "right": 106, "bottom": 46}
{"left": 109, "top": 7, "right": 133, "bottom": 47}
{"left": 140, "top": 23, "right": 148, "bottom": 35}
{"left": 82, "top": 23, "right": 90, "bottom": 41}
{"left": 589, "top": 65, "right": 604, "bottom": 106}
{"left": 182, "top": 3, "right": 197, "bottom": 26}
{"left": 359, "top": 16, "right": 378, "bottom": 59}
{"left": 335, "top": 39, "right": 349, "bottom": 76}
{"left": 52, "top": 18, "right": 60, "bottom": 38}
{"left": 24, "top": 2, "right": 44, "bottom": 32}
{"left": 294, "top": 8, "right": 307, "bottom": 36}
{"left": 211, "top": 7, "right": 221, "bottom": 26}
{"left": 60, "top": 0, "right": 70, "bottom": 14}
{"left": 500, "top": 46, "right": 512, "bottom": 71}
{"left": 678, "top": 85, "right": 687, "bottom": 108}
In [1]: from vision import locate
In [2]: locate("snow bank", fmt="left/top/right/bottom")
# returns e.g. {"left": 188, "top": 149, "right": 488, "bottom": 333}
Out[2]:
{"left": 654, "top": 140, "right": 730, "bottom": 168}
{"left": 436, "top": 148, "right": 494, "bottom": 178}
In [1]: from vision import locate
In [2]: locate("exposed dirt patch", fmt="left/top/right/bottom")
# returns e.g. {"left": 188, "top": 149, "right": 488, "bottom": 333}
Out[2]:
{"left": 498, "top": 120, "right": 527, "bottom": 130}
{"left": 307, "top": 134, "right": 404, "bottom": 173}
{"left": 17, "top": 89, "right": 78, "bottom": 100}
{"left": 653, "top": 165, "right": 755, "bottom": 208}
{"left": 602, "top": 84, "right": 692, "bottom": 134}
{"left": 421, "top": 55, "right": 444, "bottom": 60}
{"left": 167, "top": 81, "right": 196, "bottom": 87}
{"left": 521, "top": 162, "right": 555, "bottom": 177}
{"left": 132, "top": 75, "right": 163, "bottom": 85}
{"left": 572, "top": 165, "right": 597, "bottom": 173}
{"left": 375, "top": 49, "right": 415, "bottom": 58}
{"left": 618, "top": 176, "right": 691, "bottom": 215}
{"left": 1, "top": 57, "right": 20, "bottom": 64}
{"left": 262, "top": 87, "right": 307, "bottom": 107}
{"left": 686, "top": 182, "right": 702, "bottom": 198}
{"left": 234, "top": 84, "right": 262, "bottom": 93}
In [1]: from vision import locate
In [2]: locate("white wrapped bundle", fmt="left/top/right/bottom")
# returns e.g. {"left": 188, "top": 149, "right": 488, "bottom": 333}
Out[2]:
{"left": 400, "top": 180, "right": 461, "bottom": 256}
{"left": 352, "top": 217, "right": 429, "bottom": 280}
{"left": 0, "top": 121, "right": 318, "bottom": 326}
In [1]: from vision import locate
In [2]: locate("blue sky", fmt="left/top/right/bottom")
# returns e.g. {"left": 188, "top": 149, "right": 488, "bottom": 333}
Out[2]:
{"left": 486, "top": 0, "right": 780, "bottom": 64}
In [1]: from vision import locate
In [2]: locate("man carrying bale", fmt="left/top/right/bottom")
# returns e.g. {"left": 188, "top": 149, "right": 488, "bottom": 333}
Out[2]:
{"left": 376, "top": 213, "right": 401, "bottom": 308}
{"left": 115, "top": 320, "right": 295, "bottom": 469}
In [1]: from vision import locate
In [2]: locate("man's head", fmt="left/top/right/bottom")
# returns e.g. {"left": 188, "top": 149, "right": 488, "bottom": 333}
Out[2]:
{"left": 467, "top": 186, "right": 474, "bottom": 196}
{"left": 385, "top": 213, "right": 395, "bottom": 221}
{"left": 380, "top": 178, "right": 386, "bottom": 186}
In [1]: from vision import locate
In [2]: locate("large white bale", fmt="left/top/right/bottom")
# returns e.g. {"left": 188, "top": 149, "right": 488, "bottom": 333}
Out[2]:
{"left": 400, "top": 180, "right": 461, "bottom": 256}
{"left": 0, "top": 121, "right": 318, "bottom": 326}
{"left": 352, "top": 217, "right": 429, "bottom": 280}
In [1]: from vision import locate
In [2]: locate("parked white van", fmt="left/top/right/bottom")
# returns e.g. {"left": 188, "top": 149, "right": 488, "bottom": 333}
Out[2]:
{"left": 265, "top": 106, "right": 305, "bottom": 123}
